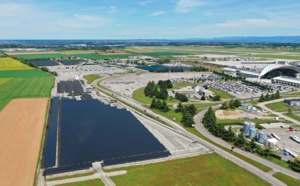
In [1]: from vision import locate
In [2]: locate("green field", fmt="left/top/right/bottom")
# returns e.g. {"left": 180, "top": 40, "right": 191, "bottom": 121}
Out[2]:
{"left": 208, "top": 88, "right": 235, "bottom": 99}
{"left": 142, "top": 51, "right": 191, "bottom": 56}
{"left": 132, "top": 87, "right": 179, "bottom": 105}
{"left": 72, "top": 53, "right": 135, "bottom": 59}
{"left": 0, "top": 57, "right": 32, "bottom": 71}
{"left": 0, "top": 78, "right": 12, "bottom": 86}
{"left": 57, "top": 179, "right": 104, "bottom": 186}
{"left": 0, "top": 69, "right": 52, "bottom": 78}
{"left": 273, "top": 172, "right": 300, "bottom": 186}
{"left": 173, "top": 82, "right": 193, "bottom": 88}
{"left": 83, "top": 74, "right": 102, "bottom": 84}
{"left": 0, "top": 76, "right": 54, "bottom": 110}
{"left": 284, "top": 113, "right": 300, "bottom": 121}
{"left": 14, "top": 53, "right": 68, "bottom": 60}
{"left": 265, "top": 101, "right": 299, "bottom": 112}
{"left": 110, "top": 153, "right": 269, "bottom": 186}
{"left": 217, "top": 118, "right": 275, "bottom": 126}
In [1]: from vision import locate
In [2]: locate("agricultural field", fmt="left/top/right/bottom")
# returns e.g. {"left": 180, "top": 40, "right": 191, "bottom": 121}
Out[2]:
{"left": 0, "top": 98, "right": 48, "bottom": 186}
{"left": 110, "top": 153, "right": 270, "bottom": 186}
{"left": 0, "top": 57, "right": 32, "bottom": 71}
{"left": 265, "top": 101, "right": 299, "bottom": 112}
{"left": 124, "top": 46, "right": 300, "bottom": 60}
{"left": 0, "top": 69, "right": 54, "bottom": 110}
{"left": 69, "top": 53, "right": 135, "bottom": 59}
{"left": 13, "top": 53, "right": 68, "bottom": 60}
{"left": 5, "top": 51, "right": 57, "bottom": 55}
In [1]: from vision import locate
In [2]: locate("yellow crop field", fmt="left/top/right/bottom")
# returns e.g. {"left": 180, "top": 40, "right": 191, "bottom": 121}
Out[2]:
{"left": 0, "top": 58, "right": 32, "bottom": 71}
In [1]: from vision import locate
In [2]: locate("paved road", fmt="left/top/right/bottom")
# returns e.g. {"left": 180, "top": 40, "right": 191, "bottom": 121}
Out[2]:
{"left": 257, "top": 98, "right": 300, "bottom": 125}
{"left": 93, "top": 80, "right": 286, "bottom": 186}
{"left": 195, "top": 106, "right": 300, "bottom": 180}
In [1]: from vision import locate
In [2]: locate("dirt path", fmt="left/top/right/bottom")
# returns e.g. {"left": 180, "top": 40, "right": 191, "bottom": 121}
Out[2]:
{"left": 0, "top": 98, "right": 48, "bottom": 186}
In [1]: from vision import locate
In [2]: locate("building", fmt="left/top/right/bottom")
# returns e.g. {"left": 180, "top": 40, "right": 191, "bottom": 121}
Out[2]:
{"left": 284, "top": 99, "right": 300, "bottom": 107}
{"left": 222, "top": 62, "right": 300, "bottom": 80}
{"left": 272, "top": 76, "right": 300, "bottom": 87}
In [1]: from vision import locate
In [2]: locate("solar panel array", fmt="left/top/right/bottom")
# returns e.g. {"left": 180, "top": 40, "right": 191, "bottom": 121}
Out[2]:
{"left": 57, "top": 80, "right": 84, "bottom": 95}
{"left": 44, "top": 98, "right": 170, "bottom": 175}
{"left": 30, "top": 60, "right": 59, "bottom": 66}
{"left": 43, "top": 97, "right": 59, "bottom": 168}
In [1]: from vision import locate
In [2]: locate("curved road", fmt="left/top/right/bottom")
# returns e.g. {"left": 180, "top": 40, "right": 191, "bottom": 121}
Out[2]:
{"left": 93, "top": 80, "right": 286, "bottom": 186}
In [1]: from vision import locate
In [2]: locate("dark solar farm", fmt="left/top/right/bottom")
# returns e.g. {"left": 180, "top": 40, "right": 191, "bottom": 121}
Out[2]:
{"left": 57, "top": 80, "right": 84, "bottom": 95}
{"left": 30, "top": 60, "right": 59, "bottom": 66}
{"left": 43, "top": 98, "right": 170, "bottom": 175}
{"left": 59, "top": 59, "right": 86, "bottom": 65}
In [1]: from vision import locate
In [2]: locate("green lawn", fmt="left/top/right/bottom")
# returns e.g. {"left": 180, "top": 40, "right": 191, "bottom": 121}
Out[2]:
{"left": 193, "top": 102, "right": 220, "bottom": 110}
{"left": 110, "top": 153, "right": 270, "bottom": 186}
{"left": 83, "top": 74, "right": 102, "bottom": 84}
{"left": 217, "top": 118, "right": 274, "bottom": 126}
{"left": 132, "top": 87, "right": 179, "bottom": 105}
{"left": 173, "top": 82, "right": 194, "bottom": 88}
{"left": 148, "top": 107, "right": 183, "bottom": 123}
{"left": 284, "top": 113, "right": 300, "bottom": 122}
{"left": 56, "top": 179, "right": 104, "bottom": 186}
{"left": 273, "top": 172, "right": 300, "bottom": 186}
{"left": 208, "top": 87, "right": 235, "bottom": 99}
{"left": 14, "top": 53, "right": 68, "bottom": 60}
{"left": 0, "top": 69, "right": 52, "bottom": 78}
{"left": 265, "top": 101, "right": 299, "bottom": 112}
{"left": 47, "top": 171, "right": 97, "bottom": 181}
{"left": 72, "top": 53, "right": 135, "bottom": 59}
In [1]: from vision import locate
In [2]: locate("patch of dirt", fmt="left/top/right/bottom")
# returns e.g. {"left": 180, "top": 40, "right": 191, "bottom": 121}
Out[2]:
{"left": 216, "top": 109, "right": 263, "bottom": 119}
{"left": 0, "top": 98, "right": 48, "bottom": 186}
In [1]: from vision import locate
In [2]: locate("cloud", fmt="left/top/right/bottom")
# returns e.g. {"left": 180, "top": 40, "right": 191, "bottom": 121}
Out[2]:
{"left": 215, "top": 18, "right": 273, "bottom": 28}
{"left": 138, "top": 1, "right": 155, "bottom": 6}
{"left": 149, "top": 11, "right": 166, "bottom": 17}
{"left": 55, "top": 15, "right": 112, "bottom": 29}
{"left": 176, "top": 0, "right": 207, "bottom": 13}
{"left": 108, "top": 6, "right": 117, "bottom": 14}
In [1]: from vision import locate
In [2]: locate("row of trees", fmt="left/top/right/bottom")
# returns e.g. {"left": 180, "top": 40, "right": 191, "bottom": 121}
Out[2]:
{"left": 258, "top": 90, "right": 280, "bottom": 102}
{"left": 150, "top": 98, "right": 170, "bottom": 112}
{"left": 220, "top": 99, "right": 242, "bottom": 110}
{"left": 149, "top": 68, "right": 184, "bottom": 73}
{"left": 202, "top": 108, "right": 282, "bottom": 159}
{"left": 175, "top": 92, "right": 188, "bottom": 102}
{"left": 144, "top": 81, "right": 170, "bottom": 100}
{"left": 176, "top": 103, "right": 197, "bottom": 127}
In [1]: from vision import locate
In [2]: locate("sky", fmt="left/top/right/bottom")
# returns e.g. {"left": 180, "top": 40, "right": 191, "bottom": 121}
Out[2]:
{"left": 0, "top": 0, "right": 299, "bottom": 39}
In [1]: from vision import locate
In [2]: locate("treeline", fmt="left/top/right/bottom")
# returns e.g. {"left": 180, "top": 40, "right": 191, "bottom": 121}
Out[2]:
{"left": 149, "top": 68, "right": 184, "bottom": 73}
{"left": 258, "top": 90, "right": 280, "bottom": 102}
{"left": 150, "top": 98, "right": 170, "bottom": 112}
{"left": 144, "top": 80, "right": 172, "bottom": 100}
{"left": 175, "top": 92, "right": 188, "bottom": 102}
{"left": 202, "top": 108, "right": 282, "bottom": 161}
{"left": 190, "top": 66, "right": 209, "bottom": 72}
{"left": 220, "top": 99, "right": 241, "bottom": 110}
{"left": 176, "top": 103, "right": 196, "bottom": 127}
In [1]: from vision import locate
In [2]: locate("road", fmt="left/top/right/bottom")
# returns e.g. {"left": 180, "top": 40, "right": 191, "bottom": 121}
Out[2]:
{"left": 257, "top": 98, "right": 300, "bottom": 125}
{"left": 93, "top": 79, "right": 286, "bottom": 186}
{"left": 195, "top": 106, "right": 300, "bottom": 179}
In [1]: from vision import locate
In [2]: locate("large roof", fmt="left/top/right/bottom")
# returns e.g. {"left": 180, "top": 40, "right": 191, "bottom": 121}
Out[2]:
{"left": 258, "top": 64, "right": 300, "bottom": 79}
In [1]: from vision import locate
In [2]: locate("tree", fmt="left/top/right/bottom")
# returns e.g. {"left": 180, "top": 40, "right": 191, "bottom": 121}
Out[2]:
{"left": 175, "top": 102, "right": 183, "bottom": 113}
{"left": 161, "top": 100, "right": 170, "bottom": 112}
{"left": 290, "top": 157, "right": 300, "bottom": 172}
{"left": 201, "top": 94, "right": 206, "bottom": 100}
{"left": 234, "top": 99, "right": 241, "bottom": 107}
{"left": 181, "top": 112, "right": 194, "bottom": 127}
{"left": 229, "top": 99, "right": 235, "bottom": 109}
{"left": 220, "top": 102, "right": 228, "bottom": 110}
{"left": 150, "top": 98, "right": 156, "bottom": 108}
{"left": 259, "top": 94, "right": 265, "bottom": 102}
{"left": 156, "top": 99, "right": 162, "bottom": 109}
{"left": 275, "top": 90, "right": 280, "bottom": 99}
{"left": 288, "top": 108, "right": 292, "bottom": 115}
{"left": 213, "top": 95, "right": 221, "bottom": 101}
{"left": 186, "top": 104, "right": 197, "bottom": 116}
{"left": 234, "top": 131, "right": 246, "bottom": 148}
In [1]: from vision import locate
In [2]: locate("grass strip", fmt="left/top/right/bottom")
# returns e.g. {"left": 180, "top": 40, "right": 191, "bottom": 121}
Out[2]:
{"left": 47, "top": 171, "right": 97, "bottom": 181}
{"left": 273, "top": 172, "right": 300, "bottom": 186}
